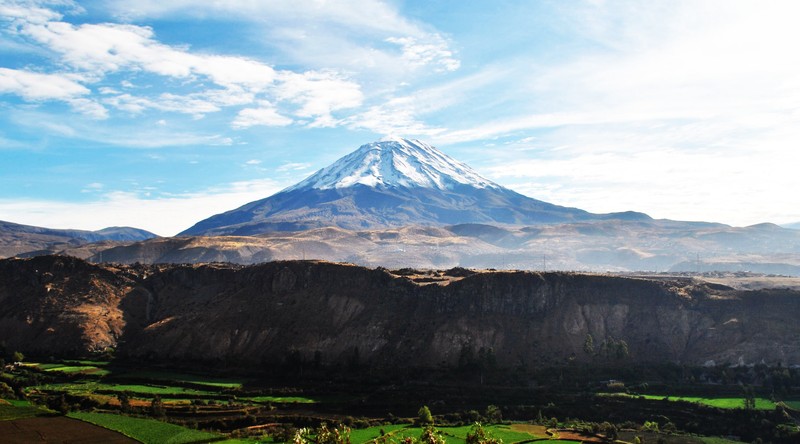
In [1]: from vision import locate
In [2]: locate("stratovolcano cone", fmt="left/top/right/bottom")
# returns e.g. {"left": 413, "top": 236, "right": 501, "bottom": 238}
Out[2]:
{"left": 180, "top": 137, "right": 648, "bottom": 236}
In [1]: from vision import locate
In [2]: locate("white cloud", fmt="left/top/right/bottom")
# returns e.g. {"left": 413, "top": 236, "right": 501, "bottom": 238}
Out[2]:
{"left": 15, "top": 20, "right": 277, "bottom": 92}
{"left": 103, "top": 93, "right": 221, "bottom": 117}
{"left": 8, "top": 108, "right": 234, "bottom": 147}
{"left": 67, "top": 97, "right": 108, "bottom": 119}
{"left": 423, "top": 0, "right": 800, "bottom": 227}
{"left": 102, "top": 0, "right": 459, "bottom": 77}
{"left": 0, "top": 0, "right": 78, "bottom": 25}
{"left": 386, "top": 36, "right": 460, "bottom": 72}
{"left": 346, "top": 97, "right": 443, "bottom": 137}
{"left": 481, "top": 116, "right": 800, "bottom": 226}
{"left": 0, "top": 67, "right": 87, "bottom": 100}
{"left": 0, "top": 178, "right": 287, "bottom": 236}
{"left": 232, "top": 102, "right": 293, "bottom": 129}
{"left": 276, "top": 162, "right": 311, "bottom": 172}
{"left": 1, "top": 3, "right": 366, "bottom": 124}
{"left": 0, "top": 67, "right": 108, "bottom": 118}
{"left": 276, "top": 71, "right": 363, "bottom": 126}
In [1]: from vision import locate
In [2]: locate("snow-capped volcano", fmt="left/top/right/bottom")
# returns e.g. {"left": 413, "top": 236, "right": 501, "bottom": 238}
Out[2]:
{"left": 180, "top": 138, "right": 648, "bottom": 236}
{"left": 286, "top": 137, "right": 499, "bottom": 192}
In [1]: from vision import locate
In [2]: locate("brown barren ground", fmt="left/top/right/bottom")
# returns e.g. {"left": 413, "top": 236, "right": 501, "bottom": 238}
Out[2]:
{"left": 0, "top": 415, "right": 138, "bottom": 444}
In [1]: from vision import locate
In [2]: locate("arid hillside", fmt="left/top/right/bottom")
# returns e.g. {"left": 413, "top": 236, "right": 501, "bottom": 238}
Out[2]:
{"left": 1, "top": 255, "right": 799, "bottom": 369}
{"left": 85, "top": 221, "right": 800, "bottom": 275}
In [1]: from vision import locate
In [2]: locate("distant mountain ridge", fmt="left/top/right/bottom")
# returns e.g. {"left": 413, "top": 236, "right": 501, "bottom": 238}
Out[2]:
{"left": 0, "top": 220, "right": 157, "bottom": 258}
{"left": 181, "top": 137, "right": 649, "bottom": 236}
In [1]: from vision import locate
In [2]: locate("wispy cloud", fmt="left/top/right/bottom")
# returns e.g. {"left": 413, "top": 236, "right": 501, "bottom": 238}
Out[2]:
{"left": 0, "top": 67, "right": 107, "bottom": 118}
{"left": 232, "top": 102, "right": 292, "bottom": 129}
{"left": 1, "top": 0, "right": 365, "bottom": 129}
{"left": 103, "top": 0, "right": 460, "bottom": 75}
{"left": 428, "top": 0, "right": 800, "bottom": 225}
{"left": 276, "top": 162, "right": 311, "bottom": 173}
{"left": 8, "top": 108, "right": 233, "bottom": 147}
{"left": 385, "top": 36, "right": 460, "bottom": 72}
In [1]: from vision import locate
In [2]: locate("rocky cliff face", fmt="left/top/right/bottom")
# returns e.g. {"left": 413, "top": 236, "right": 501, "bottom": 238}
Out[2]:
{"left": 0, "top": 255, "right": 134, "bottom": 356}
{"left": 1, "top": 255, "right": 799, "bottom": 368}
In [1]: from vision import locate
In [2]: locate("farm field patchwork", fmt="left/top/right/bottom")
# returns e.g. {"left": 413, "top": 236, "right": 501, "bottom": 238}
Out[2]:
{"left": 69, "top": 411, "right": 223, "bottom": 444}
{"left": 3, "top": 357, "right": 799, "bottom": 443}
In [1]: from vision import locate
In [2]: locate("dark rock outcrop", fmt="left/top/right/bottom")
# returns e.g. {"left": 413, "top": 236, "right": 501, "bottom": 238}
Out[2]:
{"left": 1, "top": 256, "right": 799, "bottom": 368}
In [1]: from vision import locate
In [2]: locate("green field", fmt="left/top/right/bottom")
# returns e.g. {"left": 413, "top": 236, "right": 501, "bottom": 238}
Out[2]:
{"left": 121, "top": 370, "right": 247, "bottom": 389}
{"left": 242, "top": 395, "right": 317, "bottom": 404}
{"left": 348, "top": 423, "right": 410, "bottom": 443}
{"left": 69, "top": 411, "right": 222, "bottom": 444}
{"left": 783, "top": 400, "right": 800, "bottom": 410}
{"left": 348, "top": 424, "right": 561, "bottom": 444}
{"left": 33, "top": 381, "right": 219, "bottom": 398}
{"left": 46, "top": 365, "right": 111, "bottom": 376}
{"left": 700, "top": 437, "right": 748, "bottom": 444}
{"left": 600, "top": 393, "right": 777, "bottom": 410}
{"left": 0, "top": 399, "right": 53, "bottom": 421}
{"left": 23, "top": 362, "right": 111, "bottom": 376}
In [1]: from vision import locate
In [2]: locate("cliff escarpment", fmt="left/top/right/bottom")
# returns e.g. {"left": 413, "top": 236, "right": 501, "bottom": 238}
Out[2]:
{"left": 1, "top": 256, "right": 799, "bottom": 368}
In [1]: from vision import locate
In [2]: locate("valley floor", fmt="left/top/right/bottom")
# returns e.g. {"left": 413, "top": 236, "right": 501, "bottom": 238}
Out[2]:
{"left": 2, "top": 358, "right": 799, "bottom": 443}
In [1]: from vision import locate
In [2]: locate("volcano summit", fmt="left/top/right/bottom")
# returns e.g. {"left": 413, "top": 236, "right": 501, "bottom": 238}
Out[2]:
{"left": 181, "top": 137, "right": 647, "bottom": 236}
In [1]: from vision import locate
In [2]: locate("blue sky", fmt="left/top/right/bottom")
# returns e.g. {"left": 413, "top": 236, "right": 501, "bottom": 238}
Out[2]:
{"left": 1, "top": 0, "right": 799, "bottom": 236}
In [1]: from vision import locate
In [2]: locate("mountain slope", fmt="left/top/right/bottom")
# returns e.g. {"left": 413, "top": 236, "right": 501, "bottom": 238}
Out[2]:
{"left": 181, "top": 138, "right": 648, "bottom": 236}
{"left": 96, "top": 220, "right": 800, "bottom": 275}
{"left": 0, "top": 220, "right": 158, "bottom": 258}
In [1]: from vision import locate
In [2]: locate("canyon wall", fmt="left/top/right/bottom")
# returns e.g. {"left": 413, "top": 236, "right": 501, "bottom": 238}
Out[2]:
{"left": 1, "top": 255, "right": 799, "bottom": 368}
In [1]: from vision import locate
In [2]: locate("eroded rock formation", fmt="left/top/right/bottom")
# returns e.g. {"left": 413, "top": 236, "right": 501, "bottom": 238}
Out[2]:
{"left": 1, "top": 255, "right": 799, "bottom": 368}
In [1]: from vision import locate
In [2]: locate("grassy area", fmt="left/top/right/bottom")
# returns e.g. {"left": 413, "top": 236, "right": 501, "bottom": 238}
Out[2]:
{"left": 700, "top": 437, "right": 748, "bottom": 444}
{"left": 349, "top": 423, "right": 409, "bottom": 443}
{"left": 6, "top": 399, "right": 34, "bottom": 407}
{"left": 783, "top": 400, "right": 800, "bottom": 410}
{"left": 121, "top": 370, "right": 246, "bottom": 389}
{"left": 33, "top": 381, "right": 218, "bottom": 398}
{"left": 22, "top": 362, "right": 111, "bottom": 376}
{"left": 45, "top": 365, "right": 111, "bottom": 376}
{"left": 69, "top": 411, "right": 222, "bottom": 444}
{"left": 599, "top": 392, "right": 777, "bottom": 410}
{"left": 242, "top": 395, "right": 317, "bottom": 404}
{"left": 0, "top": 401, "right": 53, "bottom": 421}
{"left": 349, "top": 424, "right": 553, "bottom": 444}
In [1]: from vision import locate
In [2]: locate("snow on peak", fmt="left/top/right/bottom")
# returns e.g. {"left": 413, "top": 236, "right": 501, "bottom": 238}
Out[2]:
{"left": 285, "top": 138, "right": 500, "bottom": 192}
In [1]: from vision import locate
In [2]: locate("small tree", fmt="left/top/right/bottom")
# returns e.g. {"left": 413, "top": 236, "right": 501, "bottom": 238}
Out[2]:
{"left": 743, "top": 392, "right": 756, "bottom": 410}
{"left": 484, "top": 405, "right": 502, "bottom": 423}
{"left": 642, "top": 421, "right": 659, "bottom": 432}
{"left": 583, "top": 334, "right": 594, "bottom": 355}
{"left": 466, "top": 423, "right": 502, "bottom": 444}
{"left": 615, "top": 340, "right": 629, "bottom": 359}
{"left": 118, "top": 391, "right": 132, "bottom": 413}
{"left": 417, "top": 406, "right": 434, "bottom": 426}
{"left": 11, "top": 351, "right": 24, "bottom": 363}
{"left": 598, "top": 422, "right": 618, "bottom": 440}
{"left": 150, "top": 395, "right": 165, "bottom": 418}
{"left": 419, "top": 426, "right": 446, "bottom": 444}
